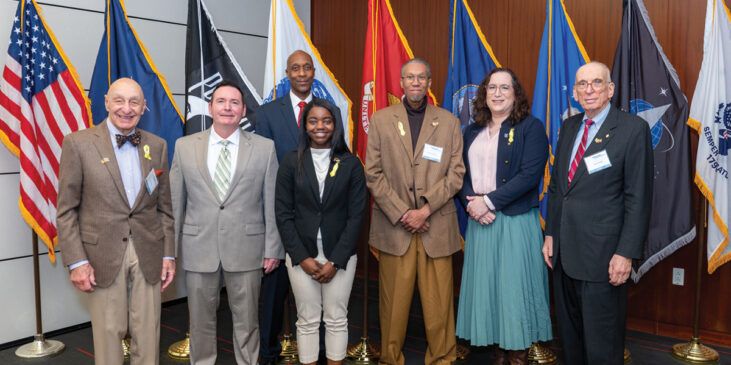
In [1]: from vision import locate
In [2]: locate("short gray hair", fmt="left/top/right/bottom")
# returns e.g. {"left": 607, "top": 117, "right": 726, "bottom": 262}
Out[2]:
{"left": 401, "top": 58, "right": 431, "bottom": 78}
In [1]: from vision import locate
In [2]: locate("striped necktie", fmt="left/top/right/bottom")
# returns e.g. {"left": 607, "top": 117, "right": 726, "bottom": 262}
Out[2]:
{"left": 214, "top": 140, "right": 232, "bottom": 200}
{"left": 568, "top": 120, "right": 594, "bottom": 186}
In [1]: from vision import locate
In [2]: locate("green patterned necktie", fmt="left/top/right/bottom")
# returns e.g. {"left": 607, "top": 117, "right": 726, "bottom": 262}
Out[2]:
{"left": 214, "top": 140, "right": 231, "bottom": 200}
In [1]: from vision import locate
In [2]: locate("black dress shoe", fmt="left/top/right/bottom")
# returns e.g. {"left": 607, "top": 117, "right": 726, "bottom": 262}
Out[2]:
{"left": 259, "top": 357, "right": 278, "bottom": 365}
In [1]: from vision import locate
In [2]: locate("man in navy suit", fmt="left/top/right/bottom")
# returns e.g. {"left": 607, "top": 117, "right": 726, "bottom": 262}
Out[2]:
{"left": 255, "top": 49, "right": 315, "bottom": 365}
{"left": 543, "top": 61, "right": 653, "bottom": 365}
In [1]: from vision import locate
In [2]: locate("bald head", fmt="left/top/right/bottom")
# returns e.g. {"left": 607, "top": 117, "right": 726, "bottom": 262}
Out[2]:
{"left": 105, "top": 77, "right": 146, "bottom": 135}
{"left": 573, "top": 61, "right": 615, "bottom": 118}
{"left": 286, "top": 50, "right": 315, "bottom": 100}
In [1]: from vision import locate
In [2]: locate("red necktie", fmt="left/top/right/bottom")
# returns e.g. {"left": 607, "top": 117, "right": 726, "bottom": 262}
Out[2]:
{"left": 297, "top": 101, "right": 307, "bottom": 127}
{"left": 568, "top": 119, "right": 594, "bottom": 186}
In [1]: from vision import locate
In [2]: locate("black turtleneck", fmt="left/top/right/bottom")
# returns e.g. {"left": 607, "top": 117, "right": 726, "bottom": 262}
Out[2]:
{"left": 404, "top": 97, "right": 427, "bottom": 150}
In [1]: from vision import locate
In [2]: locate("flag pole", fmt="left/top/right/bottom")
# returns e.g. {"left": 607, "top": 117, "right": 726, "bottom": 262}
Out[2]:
{"left": 14, "top": 232, "right": 65, "bottom": 358}
{"left": 671, "top": 196, "right": 720, "bottom": 363}
{"left": 347, "top": 221, "right": 380, "bottom": 362}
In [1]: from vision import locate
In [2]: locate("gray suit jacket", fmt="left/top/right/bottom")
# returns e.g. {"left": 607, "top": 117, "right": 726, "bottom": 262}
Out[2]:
{"left": 170, "top": 128, "right": 283, "bottom": 273}
{"left": 57, "top": 120, "right": 175, "bottom": 287}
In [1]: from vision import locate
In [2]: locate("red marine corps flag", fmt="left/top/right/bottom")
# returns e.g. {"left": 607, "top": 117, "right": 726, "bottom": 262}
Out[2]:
{"left": 0, "top": 0, "right": 91, "bottom": 262}
{"left": 356, "top": 0, "right": 436, "bottom": 161}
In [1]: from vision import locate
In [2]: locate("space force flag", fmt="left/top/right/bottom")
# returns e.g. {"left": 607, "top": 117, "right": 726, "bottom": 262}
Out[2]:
{"left": 688, "top": 0, "right": 731, "bottom": 274}
{"left": 611, "top": 0, "right": 696, "bottom": 281}
{"left": 356, "top": 0, "right": 437, "bottom": 161}
{"left": 89, "top": 0, "right": 184, "bottom": 162}
{"left": 443, "top": 0, "right": 501, "bottom": 129}
{"left": 263, "top": 0, "right": 352, "bottom": 147}
{"left": 532, "top": 0, "right": 589, "bottom": 223}
{"left": 185, "top": 0, "right": 262, "bottom": 135}
{"left": 0, "top": 0, "right": 91, "bottom": 261}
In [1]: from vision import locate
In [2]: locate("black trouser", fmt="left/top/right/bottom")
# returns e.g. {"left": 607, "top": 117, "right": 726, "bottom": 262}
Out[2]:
{"left": 552, "top": 255, "right": 627, "bottom": 365}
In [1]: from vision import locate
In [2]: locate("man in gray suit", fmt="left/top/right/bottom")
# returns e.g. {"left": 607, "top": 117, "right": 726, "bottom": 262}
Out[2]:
{"left": 170, "top": 80, "right": 284, "bottom": 365}
{"left": 57, "top": 78, "right": 176, "bottom": 365}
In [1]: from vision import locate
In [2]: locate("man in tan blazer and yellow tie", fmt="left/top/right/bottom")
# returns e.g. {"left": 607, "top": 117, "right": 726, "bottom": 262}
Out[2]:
{"left": 365, "top": 59, "right": 465, "bottom": 365}
{"left": 170, "top": 80, "right": 283, "bottom": 365}
{"left": 57, "top": 78, "right": 176, "bottom": 365}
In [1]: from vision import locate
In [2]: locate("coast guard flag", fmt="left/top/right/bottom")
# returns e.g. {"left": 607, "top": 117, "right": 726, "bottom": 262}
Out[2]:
{"left": 0, "top": 0, "right": 91, "bottom": 262}
{"left": 611, "top": 0, "right": 696, "bottom": 281}
{"left": 688, "top": 0, "right": 731, "bottom": 274}
{"left": 357, "top": 0, "right": 437, "bottom": 161}
{"left": 443, "top": 0, "right": 501, "bottom": 237}
{"left": 89, "top": 0, "right": 184, "bottom": 162}
{"left": 185, "top": 0, "right": 262, "bottom": 135}
{"left": 263, "top": 0, "right": 352, "bottom": 147}
{"left": 531, "top": 0, "right": 589, "bottom": 223}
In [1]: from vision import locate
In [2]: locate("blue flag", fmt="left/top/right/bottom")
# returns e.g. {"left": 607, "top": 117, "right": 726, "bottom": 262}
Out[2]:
{"left": 443, "top": 0, "right": 501, "bottom": 237}
{"left": 531, "top": 0, "right": 589, "bottom": 223}
{"left": 89, "top": 0, "right": 184, "bottom": 163}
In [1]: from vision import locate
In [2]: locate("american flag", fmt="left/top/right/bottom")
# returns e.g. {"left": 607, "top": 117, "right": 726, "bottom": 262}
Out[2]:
{"left": 0, "top": 0, "right": 90, "bottom": 262}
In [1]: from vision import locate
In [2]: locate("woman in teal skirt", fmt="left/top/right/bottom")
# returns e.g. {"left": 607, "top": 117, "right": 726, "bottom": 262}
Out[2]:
{"left": 457, "top": 68, "right": 552, "bottom": 364}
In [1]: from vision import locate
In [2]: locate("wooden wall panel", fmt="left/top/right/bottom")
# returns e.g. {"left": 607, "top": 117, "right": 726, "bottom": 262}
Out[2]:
{"left": 312, "top": 0, "right": 731, "bottom": 345}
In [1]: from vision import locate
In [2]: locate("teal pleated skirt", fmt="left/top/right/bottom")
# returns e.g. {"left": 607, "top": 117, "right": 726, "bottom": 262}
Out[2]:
{"left": 456, "top": 208, "right": 552, "bottom": 350}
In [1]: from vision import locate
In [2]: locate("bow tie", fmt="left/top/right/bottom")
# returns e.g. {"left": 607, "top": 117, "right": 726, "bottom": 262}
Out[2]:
{"left": 116, "top": 131, "right": 141, "bottom": 147}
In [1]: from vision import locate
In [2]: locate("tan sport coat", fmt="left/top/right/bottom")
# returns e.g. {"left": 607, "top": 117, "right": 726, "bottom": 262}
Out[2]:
{"left": 57, "top": 120, "right": 175, "bottom": 288}
{"left": 170, "top": 128, "right": 283, "bottom": 273}
{"left": 365, "top": 102, "right": 465, "bottom": 258}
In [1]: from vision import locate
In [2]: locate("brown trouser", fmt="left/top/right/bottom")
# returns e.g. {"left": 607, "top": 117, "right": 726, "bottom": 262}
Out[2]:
{"left": 87, "top": 239, "right": 161, "bottom": 365}
{"left": 378, "top": 234, "right": 456, "bottom": 365}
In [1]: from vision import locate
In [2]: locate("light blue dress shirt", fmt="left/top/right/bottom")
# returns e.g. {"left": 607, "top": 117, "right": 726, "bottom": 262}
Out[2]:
{"left": 568, "top": 104, "right": 611, "bottom": 172}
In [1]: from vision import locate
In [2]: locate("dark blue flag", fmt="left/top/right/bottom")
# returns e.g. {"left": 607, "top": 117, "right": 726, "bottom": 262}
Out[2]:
{"left": 443, "top": 0, "right": 501, "bottom": 237}
{"left": 611, "top": 0, "right": 695, "bottom": 281}
{"left": 531, "top": 0, "right": 589, "bottom": 224}
{"left": 89, "top": 0, "right": 184, "bottom": 162}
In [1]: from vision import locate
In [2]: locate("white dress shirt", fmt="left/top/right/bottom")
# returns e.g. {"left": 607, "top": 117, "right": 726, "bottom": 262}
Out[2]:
{"left": 290, "top": 90, "right": 313, "bottom": 124}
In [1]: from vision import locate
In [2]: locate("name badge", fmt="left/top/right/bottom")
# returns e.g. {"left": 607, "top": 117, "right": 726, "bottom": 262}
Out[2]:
{"left": 145, "top": 169, "right": 159, "bottom": 194}
{"left": 422, "top": 144, "right": 443, "bottom": 162}
{"left": 584, "top": 150, "right": 612, "bottom": 174}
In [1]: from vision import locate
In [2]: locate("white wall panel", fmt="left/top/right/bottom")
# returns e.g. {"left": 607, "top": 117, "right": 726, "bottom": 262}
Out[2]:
{"left": 0, "top": 0, "right": 310, "bottom": 345}
{"left": 0, "top": 174, "right": 33, "bottom": 260}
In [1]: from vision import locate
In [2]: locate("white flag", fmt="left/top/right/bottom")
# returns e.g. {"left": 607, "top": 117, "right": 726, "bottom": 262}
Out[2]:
{"left": 263, "top": 0, "right": 353, "bottom": 147}
{"left": 688, "top": 0, "right": 731, "bottom": 274}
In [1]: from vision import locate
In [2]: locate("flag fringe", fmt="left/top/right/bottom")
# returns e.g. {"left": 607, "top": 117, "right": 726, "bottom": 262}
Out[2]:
{"left": 631, "top": 225, "right": 696, "bottom": 282}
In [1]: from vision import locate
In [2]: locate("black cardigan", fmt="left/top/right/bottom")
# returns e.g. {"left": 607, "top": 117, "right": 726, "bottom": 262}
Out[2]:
{"left": 274, "top": 150, "right": 366, "bottom": 268}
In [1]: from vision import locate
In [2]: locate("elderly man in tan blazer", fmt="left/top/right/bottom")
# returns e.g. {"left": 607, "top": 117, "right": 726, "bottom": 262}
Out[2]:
{"left": 57, "top": 78, "right": 176, "bottom": 365}
{"left": 365, "top": 59, "right": 465, "bottom": 365}
{"left": 170, "top": 80, "right": 283, "bottom": 365}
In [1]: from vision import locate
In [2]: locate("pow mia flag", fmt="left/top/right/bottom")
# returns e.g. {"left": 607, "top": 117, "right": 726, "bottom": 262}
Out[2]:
{"left": 611, "top": 0, "right": 695, "bottom": 281}
{"left": 185, "top": 0, "right": 262, "bottom": 135}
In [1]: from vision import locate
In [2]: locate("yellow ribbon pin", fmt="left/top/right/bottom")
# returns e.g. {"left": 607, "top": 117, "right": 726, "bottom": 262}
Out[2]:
{"left": 143, "top": 145, "right": 151, "bottom": 160}
{"left": 329, "top": 158, "right": 340, "bottom": 177}
{"left": 508, "top": 128, "right": 514, "bottom": 145}
{"left": 397, "top": 121, "right": 406, "bottom": 136}
{"left": 101, "top": 157, "right": 110, "bottom": 164}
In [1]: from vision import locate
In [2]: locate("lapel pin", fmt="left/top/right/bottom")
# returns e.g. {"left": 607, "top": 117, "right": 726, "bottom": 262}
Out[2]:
{"left": 432, "top": 121, "right": 439, "bottom": 127}
{"left": 143, "top": 145, "right": 151, "bottom": 160}
{"left": 605, "top": 133, "right": 610, "bottom": 138}
{"left": 330, "top": 158, "right": 340, "bottom": 177}
{"left": 397, "top": 121, "right": 406, "bottom": 136}
{"left": 595, "top": 137, "right": 602, "bottom": 143}
{"left": 508, "top": 128, "right": 515, "bottom": 145}
{"left": 101, "top": 157, "right": 110, "bottom": 164}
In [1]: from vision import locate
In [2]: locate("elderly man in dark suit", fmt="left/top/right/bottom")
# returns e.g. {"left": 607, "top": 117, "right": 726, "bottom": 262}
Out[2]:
{"left": 57, "top": 77, "right": 176, "bottom": 365}
{"left": 542, "top": 61, "right": 653, "bottom": 365}
{"left": 254, "top": 49, "right": 316, "bottom": 365}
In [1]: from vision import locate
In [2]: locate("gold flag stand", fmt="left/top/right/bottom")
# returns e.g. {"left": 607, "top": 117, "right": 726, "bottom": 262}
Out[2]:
{"left": 122, "top": 335, "right": 130, "bottom": 359}
{"left": 527, "top": 342, "right": 557, "bottom": 364}
{"left": 280, "top": 294, "right": 299, "bottom": 364}
{"left": 168, "top": 331, "right": 191, "bottom": 359}
{"left": 671, "top": 197, "right": 720, "bottom": 364}
{"left": 14, "top": 233, "right": 65, "bottom": 359}
{"left": 346, "top": 239, "right": 380, "bottom": 364}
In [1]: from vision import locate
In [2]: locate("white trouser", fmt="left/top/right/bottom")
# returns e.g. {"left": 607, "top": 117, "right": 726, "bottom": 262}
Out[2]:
{"left": 285, "top": 252, "right": 357, "bottom": 363}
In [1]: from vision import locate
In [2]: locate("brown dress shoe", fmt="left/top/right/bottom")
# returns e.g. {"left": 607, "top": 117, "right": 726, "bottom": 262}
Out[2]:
{"left": 493, "top": 347, "right": 508, "bottom": 365}
{"left": 507, "top": 349, "right": 528, "bottom": 365}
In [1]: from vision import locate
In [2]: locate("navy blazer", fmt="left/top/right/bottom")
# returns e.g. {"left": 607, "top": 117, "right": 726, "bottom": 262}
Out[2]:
{"left": 255, "top": 93, "right": 300, "bottom": 162}
{"left": 274, "top": 150, "right": 366, "bottom": 268}
{"left": 458, "top": 115, "right": 548, "bottom": 216}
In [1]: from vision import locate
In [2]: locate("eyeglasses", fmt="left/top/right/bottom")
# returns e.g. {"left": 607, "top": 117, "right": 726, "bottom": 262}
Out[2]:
{"left": 487, "top": 84, "right": 512, "bottom": 94}
{"left": 575, "top": 79, "right": 607, "bottom": 91}
{"left": 402, "top": 74, "right": 428, "bottom": 83}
